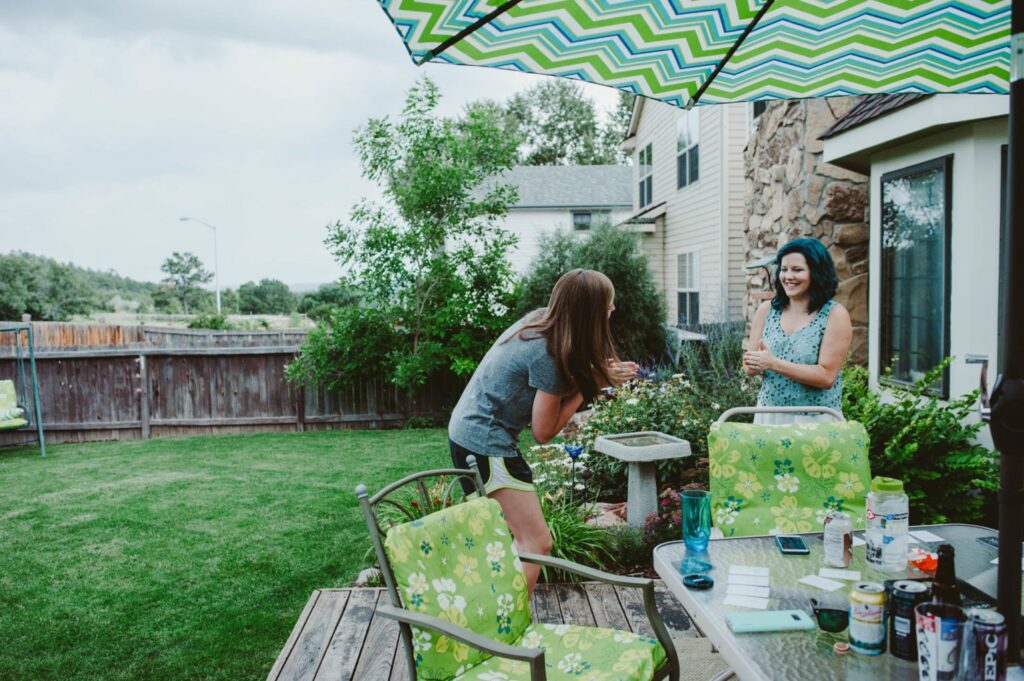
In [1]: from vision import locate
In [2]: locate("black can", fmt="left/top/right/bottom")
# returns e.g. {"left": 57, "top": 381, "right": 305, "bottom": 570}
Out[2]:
{"left": 962, "top": 609, "right": 1007, "bottom": 681}
{"left": 889, "top": 579, "right": 930, "bottom": 660}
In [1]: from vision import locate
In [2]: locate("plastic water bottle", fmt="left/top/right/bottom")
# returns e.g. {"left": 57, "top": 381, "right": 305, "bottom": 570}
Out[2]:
{"left": 865, "top": 476, "right": 909, "bottom": 572}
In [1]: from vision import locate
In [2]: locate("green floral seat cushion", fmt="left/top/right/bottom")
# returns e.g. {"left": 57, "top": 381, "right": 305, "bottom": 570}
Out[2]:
{"left": 385, "top": 496, "right": 531, "bottom": 680}
{"left": 455, "top": 623, "right": 666, "bottom": 681}
{"left": 708, "top": 421, "right": 871, "bottom": 537}
{"left": 0, "top": 380, "right": 26, "bottom": 428}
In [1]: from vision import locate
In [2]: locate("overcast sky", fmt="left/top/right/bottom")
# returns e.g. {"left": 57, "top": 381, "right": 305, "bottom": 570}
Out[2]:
{"left": 0, "top": 1, "right": 621, "bottom": 289}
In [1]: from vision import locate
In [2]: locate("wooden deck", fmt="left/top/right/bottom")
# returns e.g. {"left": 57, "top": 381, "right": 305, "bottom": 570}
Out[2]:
{"left": 267, "top": 582, "right": 702, "bottom": 681}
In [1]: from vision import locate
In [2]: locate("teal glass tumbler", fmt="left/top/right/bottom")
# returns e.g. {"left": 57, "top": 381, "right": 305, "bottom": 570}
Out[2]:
{"left": 681, "top": 490, "right": 711, "bottom": 553}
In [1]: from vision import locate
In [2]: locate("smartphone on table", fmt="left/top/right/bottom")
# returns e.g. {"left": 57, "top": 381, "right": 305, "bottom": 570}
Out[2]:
{"left": 775, "top": 534, "right": 810, "bottom": 555}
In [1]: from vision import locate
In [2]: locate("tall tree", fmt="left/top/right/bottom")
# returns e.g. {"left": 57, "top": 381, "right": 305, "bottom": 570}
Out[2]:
{"left": 498, "top": 80, "right": 632, "bottom": 165}
{"left": 288, "top": 78, "right": 520, "bottom": 391}
{"left": 238, "top": 279, "right": 297, "bottom": 315}
{"left": 159, "top": 252, "right": 212, "bottom": 315}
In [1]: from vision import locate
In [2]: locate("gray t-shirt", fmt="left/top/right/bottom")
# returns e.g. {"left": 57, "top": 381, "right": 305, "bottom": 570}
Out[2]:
{"left": 448, "top": 312, "right": 566, "bottom": 458}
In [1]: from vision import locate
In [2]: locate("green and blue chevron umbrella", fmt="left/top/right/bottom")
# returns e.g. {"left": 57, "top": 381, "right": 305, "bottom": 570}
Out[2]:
{"left": 378, "top": 0, "right": 1011, "bottom": 107}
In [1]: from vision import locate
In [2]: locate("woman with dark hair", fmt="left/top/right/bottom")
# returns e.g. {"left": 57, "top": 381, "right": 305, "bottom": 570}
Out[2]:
{"left": 449, "top": 269, "right": 637, "bottom": 594}
{"left": 743, "top": 238, "right": 852, "bottom": 424}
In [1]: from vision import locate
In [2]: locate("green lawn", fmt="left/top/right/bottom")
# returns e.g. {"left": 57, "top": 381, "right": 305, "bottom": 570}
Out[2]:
{"left": 0, "top": 429, "right": 454, "bottom": 681}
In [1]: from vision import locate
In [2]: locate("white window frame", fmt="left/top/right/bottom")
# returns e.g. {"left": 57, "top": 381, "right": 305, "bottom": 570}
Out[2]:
{"left": 676, "top": 249, "right": 700, "bottom": 327}
{"left": 676, "top": 110, "right": 700, "bottom": 189}
{"left": 638, "top": 143, "right": 653, "bottom": 208}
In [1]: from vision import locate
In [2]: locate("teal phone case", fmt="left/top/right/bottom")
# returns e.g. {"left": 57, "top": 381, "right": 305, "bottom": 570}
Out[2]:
{"left": 726, "top": 610, "right": 815, "bottom": 633}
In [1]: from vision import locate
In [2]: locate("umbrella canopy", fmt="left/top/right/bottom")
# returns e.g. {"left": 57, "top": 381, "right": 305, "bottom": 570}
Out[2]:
{"left": 380, "top": 0, "right": 1010, "bottom": 107}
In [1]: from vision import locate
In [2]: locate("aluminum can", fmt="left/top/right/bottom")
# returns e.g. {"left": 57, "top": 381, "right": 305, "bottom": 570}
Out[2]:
{"left": 823, "top": 510, "right": 853, "bottom": 568}
{"left": 849, "top": 582, "right": 887, "bottom": 655}
{"left": 888, "top": 580, "right": 929, "bottom": 660}
{"left": 961, "top": 609, "right": 1007, "bottom": 681}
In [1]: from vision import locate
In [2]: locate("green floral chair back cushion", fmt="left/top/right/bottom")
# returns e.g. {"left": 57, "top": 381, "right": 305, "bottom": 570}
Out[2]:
{"left": 384, "top": 496, "right": 530, "bottom": 680}
{"left": 708, "top": 421, "right": 871, "bottom": 538}
{"left": 0, "top": 380, "right": 26, "bottom": 424}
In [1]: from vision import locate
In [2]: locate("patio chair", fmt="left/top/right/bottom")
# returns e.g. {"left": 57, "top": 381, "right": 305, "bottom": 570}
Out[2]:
{"left": 707, "top": 406, "right": 871, "bottom": 539}
{"left": 0, "top": 379, "right": 29, "bottom": 430}
{"left": 356, "top": 456, "right": 680, "bottom": 681}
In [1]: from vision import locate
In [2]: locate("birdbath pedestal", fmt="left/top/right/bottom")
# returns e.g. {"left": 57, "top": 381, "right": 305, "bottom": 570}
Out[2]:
{"left": 594, "top": 432, "right": 692, "bottom": 528}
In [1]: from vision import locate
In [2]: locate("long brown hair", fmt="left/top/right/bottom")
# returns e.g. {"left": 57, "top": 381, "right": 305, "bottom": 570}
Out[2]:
{"left": 518, "top": 269, "right": 617, "bottom": 402}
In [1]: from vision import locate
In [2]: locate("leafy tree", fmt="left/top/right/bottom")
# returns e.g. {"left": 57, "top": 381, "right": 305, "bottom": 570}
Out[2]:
{"left": 159, "top": 252, "right": 212, "bottom": 315}
{"left": 219, "top": 288, "right": 240, "bottom": 315}
{"left": 297, "top": 282, "right": 359, "bottom": 321}
{"left": 500, "top": 80, "right": 629, "bottom": 165}
{"left": 517, "top": 221, "right": 668, "bottom": 363}
{"left": 0, "top": 252, "right": 102, "bottom": 321}
{"left": 288, "top": 77, "right": 520, "bottom": 391}
{"left": 238, "top": 279, "right": 297, "bottom": 315}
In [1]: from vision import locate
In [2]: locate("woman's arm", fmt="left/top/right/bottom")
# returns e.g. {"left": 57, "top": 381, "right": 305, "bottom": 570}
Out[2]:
{"left": 744, "top": 302, "right": 771, "bottom": 376}
{"left": 531, "top": 390, "right": 585, "bottom": 444}
{"left": 761, "top": 304, "right": 852, "bottom": 390}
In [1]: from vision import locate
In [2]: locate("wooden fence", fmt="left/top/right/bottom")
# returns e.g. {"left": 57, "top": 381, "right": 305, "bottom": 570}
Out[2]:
{"left": 0, "top": 322, "right": 464, "bottom": 447}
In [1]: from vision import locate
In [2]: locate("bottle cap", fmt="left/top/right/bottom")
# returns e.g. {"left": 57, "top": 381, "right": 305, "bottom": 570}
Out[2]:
{"left": 871, "top": 476, "right": 904, "bottom": 493}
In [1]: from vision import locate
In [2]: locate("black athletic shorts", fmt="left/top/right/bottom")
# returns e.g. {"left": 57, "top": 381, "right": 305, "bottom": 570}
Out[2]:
{"left": 449, "top": 438, "right": 534, "bottom": 496}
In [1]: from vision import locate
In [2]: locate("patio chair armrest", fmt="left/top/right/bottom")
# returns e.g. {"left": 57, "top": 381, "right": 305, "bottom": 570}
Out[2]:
{"left": 516, "top": 553, "right": 680, "bottom": 680}
{"left": 517, "top": 552, "right": 650, "bottom": 588}
{"left": 376, "top": 605, "right": 547, "bottom": 680}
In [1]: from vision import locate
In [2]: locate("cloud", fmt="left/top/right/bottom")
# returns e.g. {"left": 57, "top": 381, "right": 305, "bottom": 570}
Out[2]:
{"left": 0, "top": 1, "right": 624, "bottom": 287}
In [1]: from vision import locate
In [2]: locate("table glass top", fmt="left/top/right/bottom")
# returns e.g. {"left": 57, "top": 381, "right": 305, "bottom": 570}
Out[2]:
{"left": 654, "top": 524, "right": 1012, "bottom": 681}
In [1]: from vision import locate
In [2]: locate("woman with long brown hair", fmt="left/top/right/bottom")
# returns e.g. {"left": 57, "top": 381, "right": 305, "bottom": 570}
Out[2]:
{"left": 449, "top": 269, "right": 636, "bottom": 594}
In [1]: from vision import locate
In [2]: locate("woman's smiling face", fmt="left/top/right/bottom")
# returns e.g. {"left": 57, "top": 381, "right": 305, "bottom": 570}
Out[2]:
{"left": 779, "top": 252, "right": 811, "bottom": 300}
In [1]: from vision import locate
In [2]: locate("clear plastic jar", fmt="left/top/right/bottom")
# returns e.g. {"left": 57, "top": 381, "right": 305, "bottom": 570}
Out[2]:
{"left": 864, "top": 476, "right": 909, "bottom": 572}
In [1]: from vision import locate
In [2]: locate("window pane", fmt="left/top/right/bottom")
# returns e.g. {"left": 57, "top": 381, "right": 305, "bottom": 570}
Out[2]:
{"left": 880, "top": 159, "right": 948, "bottom": 394}
{"left": 645, "top": 176, "right": 652, "bottom": 205}
{"left": 689, "top": 111, "right": 700, "bottom": 145}
{"left": 689, "top": 146, "right": 700, "bottom": 184}
{"left": 677, "top": 253, "right": 689, "bottom": 288}
{"left": 573, "top": 212, "right": 591, "bottom": 230}
{"left": 677, "top": 115, "right": 690, "bottom": 152}
{"left": 677, "top": 153, "right": 687, "bottom": 189}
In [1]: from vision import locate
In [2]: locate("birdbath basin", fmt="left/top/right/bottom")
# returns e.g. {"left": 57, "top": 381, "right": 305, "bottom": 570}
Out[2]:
{"left": 594, "top": 432, "right": 692, "bottom": 528}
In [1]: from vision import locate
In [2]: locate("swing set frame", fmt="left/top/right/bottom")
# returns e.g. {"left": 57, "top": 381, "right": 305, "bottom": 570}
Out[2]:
{"left": 1, "top": 324, "right": 46, "bottom": 456}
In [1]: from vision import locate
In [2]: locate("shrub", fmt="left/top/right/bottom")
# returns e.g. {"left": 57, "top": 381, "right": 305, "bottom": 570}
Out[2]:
{"left": 570, "top": 324, "right": 759, "bottom": 497}
{"left": 841, "top": 361, "right": 997, "bottom": 524}
{"left": 187, "top": 313, "right": 232, "bottom": 330}
{"left": 516, "top": 222, "right": 668, "bottom": 364}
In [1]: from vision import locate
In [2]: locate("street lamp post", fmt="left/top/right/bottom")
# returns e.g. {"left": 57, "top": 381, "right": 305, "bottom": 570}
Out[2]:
{"left": 179, "top": 216, "right": 221, "bottom": 314}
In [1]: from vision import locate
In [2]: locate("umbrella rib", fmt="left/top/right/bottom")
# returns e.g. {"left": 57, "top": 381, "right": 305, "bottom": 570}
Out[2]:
{"left": 417, "top": 0, "right": 525, "bottom": 66}
{"left": 691, "top": 0, "right": 778, "bottom": 106}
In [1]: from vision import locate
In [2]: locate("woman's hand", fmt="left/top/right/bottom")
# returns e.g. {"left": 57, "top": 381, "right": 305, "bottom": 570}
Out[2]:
{"left": 606, "top": 360, "right": 639, "bottom": 387}
{"left": 743, "top": 341, "right": 775, "bottom": 375}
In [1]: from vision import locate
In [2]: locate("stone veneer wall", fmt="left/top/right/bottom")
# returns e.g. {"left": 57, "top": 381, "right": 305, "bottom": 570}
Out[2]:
{"left": 743, "top": 97, "right": 870, "bottom": 365}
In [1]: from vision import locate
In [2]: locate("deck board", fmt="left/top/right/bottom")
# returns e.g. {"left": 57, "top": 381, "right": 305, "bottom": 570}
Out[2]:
{"left": 268, "top": 581, "right": 701, "bottom": 681}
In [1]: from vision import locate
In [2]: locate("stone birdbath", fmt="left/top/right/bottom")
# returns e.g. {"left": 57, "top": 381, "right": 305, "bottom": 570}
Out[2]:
{"left": 594, "top": 432, "right": 692, "bottom": 528}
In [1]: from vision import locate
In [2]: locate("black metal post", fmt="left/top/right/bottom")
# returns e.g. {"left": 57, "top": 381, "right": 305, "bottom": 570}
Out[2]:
{"left": 992, "top": 0, "right": 1024, "bottom": 663}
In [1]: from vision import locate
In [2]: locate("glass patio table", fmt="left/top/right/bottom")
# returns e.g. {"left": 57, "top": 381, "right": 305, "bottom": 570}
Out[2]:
{"left": 654, "top": 524, "right": 1021, "bottom": 681}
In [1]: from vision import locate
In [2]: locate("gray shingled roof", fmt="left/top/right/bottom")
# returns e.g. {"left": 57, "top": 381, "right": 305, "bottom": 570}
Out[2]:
{"left": 494, "top": 165, "right": 632, "bottom": 208}
{"left": 819, "top": 93, "right": 933, "bottom": 140}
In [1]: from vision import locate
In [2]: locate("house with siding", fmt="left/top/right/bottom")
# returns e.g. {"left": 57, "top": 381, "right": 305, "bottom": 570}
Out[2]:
{"left": 620, "top": 98, "right": 751, "bottom": 332}
{"left": 820, "top": 93, "right": 1009, "bottom": 408}
{"left": 492, "top": 165, "right": 633, "bottom": 275}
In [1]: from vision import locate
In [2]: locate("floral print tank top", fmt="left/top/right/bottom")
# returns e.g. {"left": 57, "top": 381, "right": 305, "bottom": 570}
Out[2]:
{"left": 757, "top": 299, "right": 842, "bottom": 410}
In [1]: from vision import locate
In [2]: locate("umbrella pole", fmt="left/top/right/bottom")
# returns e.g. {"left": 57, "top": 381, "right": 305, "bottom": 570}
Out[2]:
{"left": 993, "top": 0, "right": 1024, "bottom": 663}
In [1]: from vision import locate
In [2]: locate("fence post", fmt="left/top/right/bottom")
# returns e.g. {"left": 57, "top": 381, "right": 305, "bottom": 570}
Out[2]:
{"left": 295, "top": 385, "right": 306, "bottom": 432}
{"left": 138, "top": 354, "right": 150, "bottom": 440}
